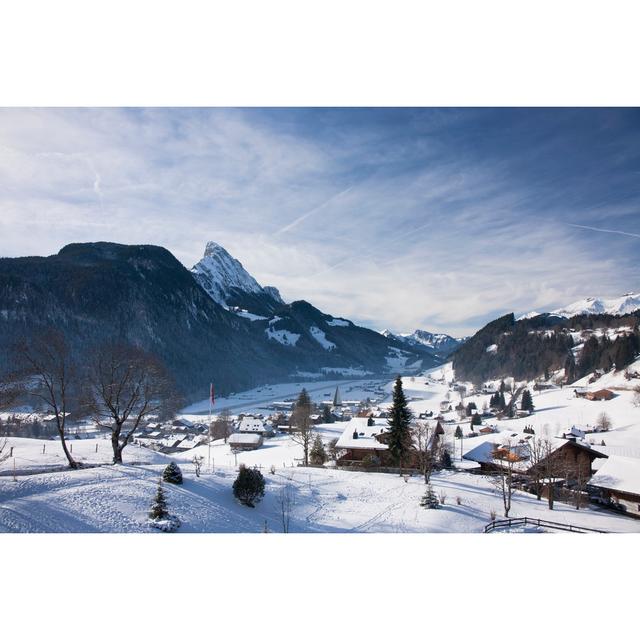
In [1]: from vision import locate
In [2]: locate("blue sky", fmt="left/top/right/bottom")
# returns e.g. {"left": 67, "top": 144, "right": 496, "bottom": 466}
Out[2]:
{"left": 0, "top": 107, "right": 639, "bottom": 335}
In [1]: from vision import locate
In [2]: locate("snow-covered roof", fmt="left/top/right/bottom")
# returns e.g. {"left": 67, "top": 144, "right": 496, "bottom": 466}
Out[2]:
{"left": 335, "top": 417, "right": 388, "bottom": 450}
{"left": 588, "top": 456, "right": 640, "bottom": 496}
{"left": 228, "top": 433, "right": 262, "bottom": 445}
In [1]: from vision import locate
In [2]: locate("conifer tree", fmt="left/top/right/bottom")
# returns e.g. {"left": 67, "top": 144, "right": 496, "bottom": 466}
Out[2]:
{"left": 420, "top": 484, "right": 440, "bottom": 509}
{"left": 521, "top": 389, "right": 534, "bottom": 414}
{"left": 386, "top": 376, "right": 413, "bottom": 469}
{"left": 162, "top": 462, "right": 183, "bottom": 485}
{"left": 454, "top": 425, "right": 463, "bottom": 439}
{"left": 309, "top": 434, "right": 328, "bottom": 465}
{"left": 149, "top": 479, "right": 169, "bottom": 520}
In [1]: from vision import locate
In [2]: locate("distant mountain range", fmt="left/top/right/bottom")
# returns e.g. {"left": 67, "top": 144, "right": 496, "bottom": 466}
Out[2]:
{"left": 519, "top": 292, "right": 640, "bottom": 320}
{"left": 381, "top": 329, "right": 466, "bottom": 358}
{"left": 0, "top": 241, "right": 445, "bottom": 400}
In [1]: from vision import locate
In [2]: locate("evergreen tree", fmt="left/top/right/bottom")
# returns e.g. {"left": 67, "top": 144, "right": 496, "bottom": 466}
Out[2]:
{"left": 441, "top": 449, "right": 453, "bottom": 469}
{"left": 162, "top": 462, "right": 183, "bottom": 485}
{"left": 149, "top": 479, "right": 169, "bottom": 520}
{"left": 233, "top": 464, "right": 265, "bottom": 507}
{"left": 367, "top": 416, "right": 375, "bottom": 426}
{"left": 322, "top": 404, "right": 334, "bottom": 424}
{"left": 309, "top": 434, "right": 328, "bottom": 465}
{"left": 521, "top": 389, "right": 534, "bottom": 414}
{"left": 454, "top": 425, "right": 463, "bottom": 438}
{"left": 386, "top": 376, "right": 413, "bottom": 468}
{"left": 420, "top": 484, "right": 440, "bottom": 509}
{"left": 471, "top": 413, "right": 482, "bottom": 426}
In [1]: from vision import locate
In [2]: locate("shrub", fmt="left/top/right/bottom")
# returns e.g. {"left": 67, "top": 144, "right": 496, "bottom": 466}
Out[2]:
{"left": 456, "top": 496, "right": 462, "bottom": 505}
{"left": 233, "top": 464, "right": 265, "bottom": 507}
{"left": 361, "top": 453, "right": 380, "bottom": 468}
{"left": 162, "top": 462, "right": 183, "bottom": 485}
{"left": 309, "top": 435, "right": 328, "bottom": 465}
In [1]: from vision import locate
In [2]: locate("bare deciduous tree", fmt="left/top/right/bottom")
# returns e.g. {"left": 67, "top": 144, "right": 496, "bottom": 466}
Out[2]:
{"left": 211, "top": 408, "right": 233, "bottom": 443}
{"left": 413, "top": 420, "right": 437, "bottom": 484}
{"left": 14, "top": 330, "right": 78, "bottom": 469}
{"left": 278, "top": 482, "right": 294, "bottom": 533}
{"left": 86, "top": 342, "right": 179, "bottom": 464}
{"left": 596, "top": 411, "right": 612, "bottom": 432}
{"left": 289, "top": 388, "right": 314, "bottom": 466}
{"left": 192, "top": 454, "right": 204, "bottom": 477}
{"left": 488, "top": 437, "right": 520, "bottom": 517}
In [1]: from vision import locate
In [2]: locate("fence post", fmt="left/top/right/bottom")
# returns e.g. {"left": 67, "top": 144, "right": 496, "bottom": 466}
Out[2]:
{"left": 42, "top": 444, "right": 46, "bottom": 454}
{"left": 95, "top": 443, "right": 98, "bottom": 453}
{"left": 10, "top": 446, "right": 13, "bottom": 457}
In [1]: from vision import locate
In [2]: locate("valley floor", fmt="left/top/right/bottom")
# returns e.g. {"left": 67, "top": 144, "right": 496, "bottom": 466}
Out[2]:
{"left": 3, "top": 362, "right": 640, "bottom": 533}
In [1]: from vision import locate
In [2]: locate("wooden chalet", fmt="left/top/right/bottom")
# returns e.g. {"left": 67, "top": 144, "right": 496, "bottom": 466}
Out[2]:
{"left": 588, "top": 456, "right": 640, "bottom": 517}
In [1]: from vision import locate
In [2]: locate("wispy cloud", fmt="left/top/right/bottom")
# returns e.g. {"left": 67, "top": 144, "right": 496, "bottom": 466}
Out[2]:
{"left": 0, "top": 107, "right": 639, "bottom": 335}
{"left": 273, "top": 185, "right": 353, "bottom": 236}
{"left": 567, "top": 222, "right": 640, "bottom": 240}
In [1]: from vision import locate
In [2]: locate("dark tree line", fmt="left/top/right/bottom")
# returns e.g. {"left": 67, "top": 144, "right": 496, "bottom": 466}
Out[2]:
{"left": 453, "top": 311, "right": 640, "bottom": 384}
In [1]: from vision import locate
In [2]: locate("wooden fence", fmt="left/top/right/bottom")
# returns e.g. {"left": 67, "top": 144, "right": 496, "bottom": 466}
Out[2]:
{"left": 484, "top": 516, "right": 608, "bottom": 534}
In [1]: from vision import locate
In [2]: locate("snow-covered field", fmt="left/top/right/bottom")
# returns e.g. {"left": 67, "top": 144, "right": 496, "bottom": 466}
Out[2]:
{"left": 4, "top": 458, "right": 639, "bottom": 534}
{"left": 2, "top": 362, "right": 640, "bottom": 533}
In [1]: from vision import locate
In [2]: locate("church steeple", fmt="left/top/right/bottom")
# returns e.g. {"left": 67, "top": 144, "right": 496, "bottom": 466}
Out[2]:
{"left": 333, "top": 386, "right": 342, "bottom": 407}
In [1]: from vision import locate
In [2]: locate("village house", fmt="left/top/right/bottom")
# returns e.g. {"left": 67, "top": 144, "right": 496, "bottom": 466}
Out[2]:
{"left": 228, "top": 432, "right": 263, "bottom": 451}
{"left": 237, "top": 416, "right": 274, "bottom": 437}
{"left": 335, "top": 417, "right": 445, "bottom": 469}
{"left": 574, "top": 388, "right": 615, "bottom": 401}
{"left": 588, "top": 456, "right": 640, "bottom": 516}
{"left": 463, "top": 433, "right": 607, "bottom": 485}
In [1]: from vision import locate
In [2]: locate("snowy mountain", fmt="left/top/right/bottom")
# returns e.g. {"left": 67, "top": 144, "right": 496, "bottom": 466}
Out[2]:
{"left": 519, "top": 293, "right": 640, "bottom": 320}
{"left": 0, "top": 242, "right": 437, "bottom": 399}
{"left": 382, "top": 328, "right": 465, "bottom": 358}
{"left": 552, "top": 293, "right": 640, "bottom": 318}
{"left": 191, "top": 241, "right": 284, "bottom": 316}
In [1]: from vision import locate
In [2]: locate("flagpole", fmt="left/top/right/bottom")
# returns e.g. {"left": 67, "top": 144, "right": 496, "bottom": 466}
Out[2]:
{"left": 208, "top": 382, "right": 212, "bottom": 472}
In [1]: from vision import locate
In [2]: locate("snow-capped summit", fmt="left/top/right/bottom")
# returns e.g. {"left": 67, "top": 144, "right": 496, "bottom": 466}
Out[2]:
{"left": 551, "top": 292, "right": 640, "bottom": 318}
{"left": 192, "top": 242, "right": 284, "bottom": 312}
{"left": 382, "top": 328, "right": 465, "bottom": 358}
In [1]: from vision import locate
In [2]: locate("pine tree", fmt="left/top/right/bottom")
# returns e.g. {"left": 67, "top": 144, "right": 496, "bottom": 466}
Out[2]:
{"left": 322, "top": 404, "right": 334, "bottom": 424}
{"left": 309, "top": 434, "right": 328, "bottom": 465}
{"left": 454, "top": 425, "right": 463, "bottom": 439}
{"left": 471, "top": 413, "right": 482, "bottom": 426}
{"left": 149, "top": 479, "right": 169, "bottom": 520}
{"left": 521, "top": 389, "right": 534, "bottom": 414}
{"left": 441, "top": 449, "right": 453, "bottom": 469}
{"left": 420, "top": 484, "right": 440, "bottom": 509}
{"left": 162, "top": 462, "right": 183, "bottom": 485}
{"left": 386, "top": 376, "right": 413, "bottom": 468}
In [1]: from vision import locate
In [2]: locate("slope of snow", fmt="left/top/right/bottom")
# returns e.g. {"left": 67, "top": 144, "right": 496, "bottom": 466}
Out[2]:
{"left": 327, "top": 318, "right": 350, "bottom": 327}
{"left": 3, "top": 452, "right": 638, "bottom": 533}
{"left": 552, "top": 292, "right": 640, "bottom": 318}
{"left": 191, "top": 241, "right": 283, "bottom": 307}
{"left": 265, "top": 326, "right": 300, "bottom": 346}
{"left": 309, "top": 325, "right": 336, "bottom": 350}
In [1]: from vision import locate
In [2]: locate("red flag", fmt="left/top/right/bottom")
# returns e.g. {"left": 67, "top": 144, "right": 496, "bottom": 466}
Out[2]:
{"left": 210, "top": 383, "right": 215, "bottom": 405}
